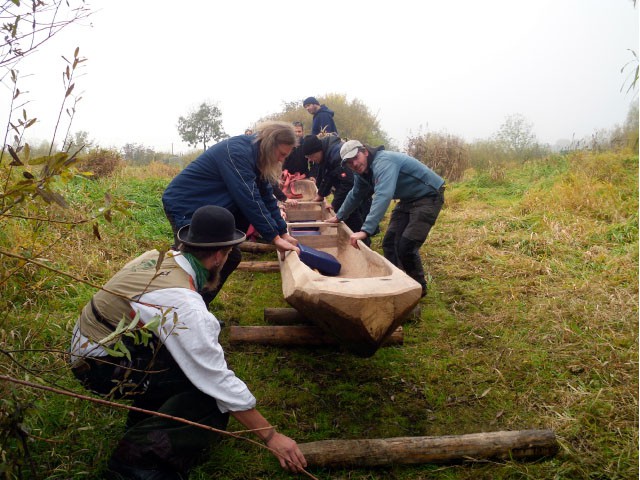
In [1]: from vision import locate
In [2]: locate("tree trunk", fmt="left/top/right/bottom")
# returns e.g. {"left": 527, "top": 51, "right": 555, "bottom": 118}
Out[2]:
{"left": 264, "top": 307, "right": 421, "bottom": 325}
{"left": 236, "top": 261, "right": 279, "bottom": 273}
{"left": 228, "top": 325, "right": 403, "bottom": 347}
{"left": 239, "top": 242, "right": 277, "bottom": 253}
{"left": 298, "top": 429, "right": 558, "bottom": 467}
{"left": 263, "top": 307, "right": 310, "bottom": 325}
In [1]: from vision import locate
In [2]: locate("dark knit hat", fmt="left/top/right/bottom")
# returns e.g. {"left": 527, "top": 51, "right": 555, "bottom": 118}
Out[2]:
{"left": 302, "top": 135, "right": 322, "bottom": 156}
{"left": 302, "top": 96, "right": 319, "bottom": 106}
{"left": 177, "top": 206, "right": 246, "bottom": 248}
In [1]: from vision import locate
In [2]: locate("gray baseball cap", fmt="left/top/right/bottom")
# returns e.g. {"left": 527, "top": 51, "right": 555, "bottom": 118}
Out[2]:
{"left": 340, "top": 140, "right": 364, "bottom": 165}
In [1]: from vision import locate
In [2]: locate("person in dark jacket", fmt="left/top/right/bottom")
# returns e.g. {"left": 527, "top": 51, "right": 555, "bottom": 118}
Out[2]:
{"left": 302, "top": 134, "right": 372, "bottom": 240}
{"left": 162, "top": 121, "right": 300, "bottom": 306}
{"left": 302, "top": 96, "right": 338, "bottom": 136}
{"left": 282, "top": 121, "right": 309, "bottom": 178}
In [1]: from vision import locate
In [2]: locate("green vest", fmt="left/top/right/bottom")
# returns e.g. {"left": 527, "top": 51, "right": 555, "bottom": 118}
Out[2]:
{"left": 78, "top": 250, "right": 195, "bottom": 344}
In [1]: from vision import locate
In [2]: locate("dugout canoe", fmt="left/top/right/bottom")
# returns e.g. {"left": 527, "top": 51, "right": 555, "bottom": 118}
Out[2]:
{"left": 279, "top": 201, "right": 422, "bottom": 357}
{"left": 288, "top": 179, "right": 318, "bottom": 201}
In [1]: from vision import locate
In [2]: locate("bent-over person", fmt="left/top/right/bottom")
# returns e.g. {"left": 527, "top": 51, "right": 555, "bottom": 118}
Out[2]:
{"left": 162, "top": 122, "right": 300, "bottom": 308}
{"left": 70, "top": 206, "right": 307, "bottom": 479}
{"left": 328, "top": 140, "right": 445, "bottom": 297}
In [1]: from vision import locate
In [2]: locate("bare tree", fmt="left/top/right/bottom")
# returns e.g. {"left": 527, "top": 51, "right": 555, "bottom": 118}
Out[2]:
{"left": 0, "top": 0, "right": 91, "bottom": 69}
{"left": 494, "top": 114, "right": 537, "bottom": 155}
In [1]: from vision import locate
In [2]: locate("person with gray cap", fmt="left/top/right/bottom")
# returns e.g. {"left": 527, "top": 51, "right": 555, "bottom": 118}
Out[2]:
{"left": 302, "top": 96, "right": 338, "bottom": 136}
{"left": 70, "top": 205, "right": 307, "bottom": 479}
{"left": 327, "top": 141, "right": 445, "bottom": 297}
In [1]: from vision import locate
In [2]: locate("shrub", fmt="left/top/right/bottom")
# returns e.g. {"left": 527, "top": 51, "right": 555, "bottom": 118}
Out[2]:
{"left": 406, "top": 131, "right": 469, "bottom": 182}
{"left": 77, "top": 148, "right": 124, "bottom": 179}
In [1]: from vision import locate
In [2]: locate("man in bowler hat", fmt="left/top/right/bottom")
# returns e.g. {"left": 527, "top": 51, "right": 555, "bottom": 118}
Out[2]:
{"left": 70, "top": 205, "right": 307, "bottom": 479}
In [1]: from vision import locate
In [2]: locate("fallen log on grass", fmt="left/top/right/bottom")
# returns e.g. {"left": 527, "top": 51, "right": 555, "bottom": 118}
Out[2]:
{"left": 264, "top": 307, "right": 310, "bottom": 325}
{"left": 298, "top": 429, "right": 558, "bottom": 468}
{"left": 236, "top": 261, "right": 280, "bottom": 273}
{"left": 239, "top": 241, "right": 276, "bottom": 253}
{"left": 264, "top": 307, "right": 422, "bottom": 325}
{"left": 228, "top": 325, "right": 403, "bottom": 347}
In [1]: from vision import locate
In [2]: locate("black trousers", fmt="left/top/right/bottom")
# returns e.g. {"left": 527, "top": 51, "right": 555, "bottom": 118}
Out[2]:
{"left": 72, "top": 345, "right": 229, "bottom": 474}
{"left": 382, "top": 188, "right": 444, "bottom": 289}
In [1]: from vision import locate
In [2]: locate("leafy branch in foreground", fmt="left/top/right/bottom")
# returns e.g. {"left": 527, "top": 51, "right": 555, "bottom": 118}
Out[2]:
{"left": 0, "top": 375, "right": 320, "bottom": 480}
{"left": 0, "top": 5, "right": 138, "bottom": 475}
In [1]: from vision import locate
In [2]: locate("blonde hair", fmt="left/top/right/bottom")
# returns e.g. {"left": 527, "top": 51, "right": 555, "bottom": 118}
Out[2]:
{"left": 255, "top": 121, "right": 296, "bottom": 184}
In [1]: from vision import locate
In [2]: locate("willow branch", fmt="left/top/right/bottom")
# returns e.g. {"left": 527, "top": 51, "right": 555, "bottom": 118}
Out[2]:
{"left": 0, "top": 374, "right": 318, "bottom": 479}
{"left": 0, "top": 246, "right": 124, "bottom": 294}
{"left": 0, "top": 212, "right": 92, "bottom": 224}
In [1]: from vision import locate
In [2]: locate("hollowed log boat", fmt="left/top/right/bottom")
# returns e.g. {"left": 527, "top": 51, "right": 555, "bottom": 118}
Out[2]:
{"left": 279, "top": 201, "right": 422, "bottom": 357}
{"left": 288, "top": 179, "right": 318, "bottom": 201}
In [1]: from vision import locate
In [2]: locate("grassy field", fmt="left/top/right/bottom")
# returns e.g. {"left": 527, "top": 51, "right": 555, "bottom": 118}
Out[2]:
{"left": 0, "top": 151, "right": 637, "bottom": 479}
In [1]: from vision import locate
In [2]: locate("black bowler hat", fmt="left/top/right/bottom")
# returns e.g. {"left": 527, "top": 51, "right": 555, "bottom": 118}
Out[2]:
{"left": 177, "top": 206, "right": 246, "bottom": 248}
{"left": 302, "top": 135, "right": 322, "bottom": 156}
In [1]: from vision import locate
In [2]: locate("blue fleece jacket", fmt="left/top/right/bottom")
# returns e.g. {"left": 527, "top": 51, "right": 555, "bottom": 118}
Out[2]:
{"left": 336, "top": 151, "right": 444, "bottom": 235}
{"left": 162, "top": 135, "right": 287, "bottom": 242}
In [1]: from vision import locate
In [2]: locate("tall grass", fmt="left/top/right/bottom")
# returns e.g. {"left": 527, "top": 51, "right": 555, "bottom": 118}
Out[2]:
{"left": 0, "top": 151, "right": 637, "bottom": 479}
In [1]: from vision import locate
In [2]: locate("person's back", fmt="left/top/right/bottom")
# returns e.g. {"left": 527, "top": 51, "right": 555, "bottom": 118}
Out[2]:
{"left": 162, "top": 135, "right": 257, "bottom": 228}
{"left": 371, "top": 150, "right": 444, "bottom": 201}
{"left": 162, "top": 123, "right": 301, "bottom": 307}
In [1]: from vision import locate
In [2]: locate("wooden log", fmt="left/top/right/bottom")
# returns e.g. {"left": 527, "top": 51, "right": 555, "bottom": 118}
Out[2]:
{"left": 239, "top": 242, "right": 276, "bottom": 253}
{"left": 265, "top": 307, "right": 421, "bottom": 325}
{"left": 298, "top": 429, "right": 558, "bottom": 468}
{"left": 236, "top": 261, "right": 279, "bottom": 273}
{"left": 264, "top": 308, "right": 310, "bottom": 325}
{"left": 228, "top": 325, "right": 403, "bottom": 347}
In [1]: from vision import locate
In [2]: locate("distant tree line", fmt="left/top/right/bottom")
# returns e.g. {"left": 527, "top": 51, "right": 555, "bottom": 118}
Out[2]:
{"left": 25, "top": 95, "right": 638, "bottom": 184}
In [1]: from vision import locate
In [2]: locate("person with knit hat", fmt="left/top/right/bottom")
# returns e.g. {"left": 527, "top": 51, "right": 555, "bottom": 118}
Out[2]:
{"left": 302, "top": 96, "right": 338, "bottom": 136}
{"left": 301, "top": 134, "right": 373, "bottom": 240}
{"left": 70, "top": 205, "right": 307, "bottom": 479}
{"left": 327, "top": 140, "right": 446, "bottom": 298}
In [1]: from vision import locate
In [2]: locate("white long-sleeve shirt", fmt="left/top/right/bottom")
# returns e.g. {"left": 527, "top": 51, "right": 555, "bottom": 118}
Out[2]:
{"left": 70, "top": 253, "right": 256, "bottom": 413}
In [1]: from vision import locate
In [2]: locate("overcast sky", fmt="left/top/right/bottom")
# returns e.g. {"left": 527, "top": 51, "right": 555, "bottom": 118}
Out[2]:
{"left": 6, "top": 0, "right": 639, "bottom": 154}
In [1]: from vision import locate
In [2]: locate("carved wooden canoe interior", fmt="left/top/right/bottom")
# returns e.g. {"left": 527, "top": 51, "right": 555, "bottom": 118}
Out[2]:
{"left": 280, "top": 201, "right": 422, "bottom": 357}
{"left": 289, "top": 179, "right": 318, "bottom": 201}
